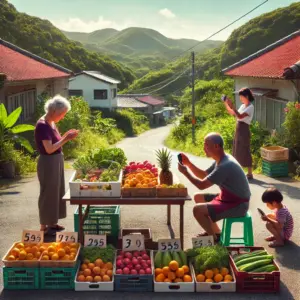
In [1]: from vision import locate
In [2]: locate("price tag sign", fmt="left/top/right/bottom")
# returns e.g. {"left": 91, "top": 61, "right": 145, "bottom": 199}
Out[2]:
{"left": 84, "top": 235, "right": 106, "bottom": 248}
{"left": 56, "top": 232, "right": 78, "bottom": 243}
{"left": 22, "top": 230, "right": 44, "bottom": 244}
{"left": 122, "top": 234, "right": 145, "bottom": 251}
{"left": 192, "top": 236, "right": 214, "bottom": 248}
{"left": 158, "top": 239, "right": 181, "bottom": 252}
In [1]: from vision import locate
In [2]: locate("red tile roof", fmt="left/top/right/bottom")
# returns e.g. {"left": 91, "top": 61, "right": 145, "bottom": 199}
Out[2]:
{"left": 223, "top": 31, "right": 300, "bottom": 79}
{"left": 137, "top": 95, "right": 164, "bottom": 106}
{"left": 0, "top": 39, "right": 71, "bottom": 82}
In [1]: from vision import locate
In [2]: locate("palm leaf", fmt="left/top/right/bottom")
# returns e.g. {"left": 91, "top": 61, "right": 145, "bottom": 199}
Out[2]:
{"left": 12, "top": 135, "right": 34, "bottom": 153}
{"left": 4, "top": 107, "right": 22, "bottom": 128}
{"left": 11, "top": 124, "right": 35, "bottom": 134}
{"left": 0, "top": 104, "right": 7, "bottom": 121}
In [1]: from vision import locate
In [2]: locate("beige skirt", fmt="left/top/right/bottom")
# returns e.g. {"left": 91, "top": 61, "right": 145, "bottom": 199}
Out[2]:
{"left": 37, "top": 153, "right": 66, "bottom": 225}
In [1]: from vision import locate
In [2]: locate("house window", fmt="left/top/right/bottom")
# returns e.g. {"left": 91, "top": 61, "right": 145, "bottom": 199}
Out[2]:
{"left": 68, "top": 89, "right": 83, "bottom": 97}
{"left": 94, "top": 89, "right": 107, "bottom": 100}
{"left": 111, "top": 88, "right": 117, "bottom": 98}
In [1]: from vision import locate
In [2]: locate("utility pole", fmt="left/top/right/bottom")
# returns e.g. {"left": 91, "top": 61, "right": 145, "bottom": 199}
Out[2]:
{"left": 191, "top": 51, "right": 196, "bottom": 144}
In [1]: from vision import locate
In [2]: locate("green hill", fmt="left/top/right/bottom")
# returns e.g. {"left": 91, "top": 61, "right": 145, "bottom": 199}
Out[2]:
{"left": 125, "top": 1, "right": 300, "bottom": 94}
{"left": 0, "top": 0, "right": 135, "bottom": 89}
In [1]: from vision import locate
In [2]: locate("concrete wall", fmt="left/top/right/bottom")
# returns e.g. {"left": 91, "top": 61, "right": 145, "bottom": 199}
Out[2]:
{"left": 69, "top": 74, "right": 117, "bottom": 109}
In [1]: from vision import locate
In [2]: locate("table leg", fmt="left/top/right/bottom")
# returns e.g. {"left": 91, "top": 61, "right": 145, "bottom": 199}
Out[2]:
{"left": 180, "top": 204, "right": 184, "bottom": 249}
{"left": 167, "top": 205, "right": 171, "bottom": 225}
{"left": 78, "top": 204, "right": 83, "bottom": 244}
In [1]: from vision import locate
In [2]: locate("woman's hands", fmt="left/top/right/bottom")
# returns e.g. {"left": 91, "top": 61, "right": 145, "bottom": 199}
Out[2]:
{"left": 63, "top": 129, "right": 79, "bottom": 141}
{"left": 225, "top": 99, "right": 234, "bottom": 109}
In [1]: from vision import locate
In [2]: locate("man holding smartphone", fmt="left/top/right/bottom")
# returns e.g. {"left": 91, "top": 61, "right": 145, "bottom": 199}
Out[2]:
{"left": 177, "top": 132, "right": 251, "bottom": 242}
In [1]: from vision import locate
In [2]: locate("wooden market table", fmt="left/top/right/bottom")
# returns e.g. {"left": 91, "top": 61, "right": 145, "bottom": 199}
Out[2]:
{"left": 63, "top": 190, "right": 192, "bottom": 249}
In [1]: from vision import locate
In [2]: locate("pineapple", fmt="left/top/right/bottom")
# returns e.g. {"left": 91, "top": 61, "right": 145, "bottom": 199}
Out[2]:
{"left": 155, "top": 148, "right": 173, "bottom": 185}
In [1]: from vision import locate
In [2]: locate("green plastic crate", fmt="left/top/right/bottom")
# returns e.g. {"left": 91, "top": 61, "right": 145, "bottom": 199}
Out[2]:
{"left": 40, "top": 264, "right": 78, "bottom": 290}
{"left": 262, "top": 160, "right": 288, "bottom": 178}
{"left": 74, "top": 206, "right": 120, "bottom": 236}
{"left": 3, "top": 267, "right": 39, "bottom": 290}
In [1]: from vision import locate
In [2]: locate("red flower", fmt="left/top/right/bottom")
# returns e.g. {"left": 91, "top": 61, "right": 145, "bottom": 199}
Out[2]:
{"left": 284, "top": 107, "right": 289, "bottom": 113}
{"left": 295, "top": 103, "right": 300, "bottom": 110}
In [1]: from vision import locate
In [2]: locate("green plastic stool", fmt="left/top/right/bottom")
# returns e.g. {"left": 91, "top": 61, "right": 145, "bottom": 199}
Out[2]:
{"left": 220, "top": 211, "right": 254, "bottom": 246}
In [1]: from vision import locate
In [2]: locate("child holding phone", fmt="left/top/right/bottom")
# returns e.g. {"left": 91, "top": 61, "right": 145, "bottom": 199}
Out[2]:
{"left": 261, "top": 187, "right": 294, "bottom": 247}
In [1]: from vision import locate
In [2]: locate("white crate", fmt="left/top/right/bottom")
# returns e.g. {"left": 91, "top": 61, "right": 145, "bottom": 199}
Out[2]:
{"left": 74, "top": 265, "right": 114, "bottom": 291}
{"left": 260, "top": 146, "right": 289, "bottom": 162}
{"left": 154, "top": 263, "right": 195, "bottom": 293}
{"left": 69, "top": 170, "right": 122, "bottom": 198}
{"left": 192, "top": 264, "right": 236, "bottom": 293}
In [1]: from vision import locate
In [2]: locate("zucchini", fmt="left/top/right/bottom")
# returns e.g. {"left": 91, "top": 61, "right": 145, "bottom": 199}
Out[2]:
{"left": 239, "top": 259, "right": 273, "bottom": 272}
{"left": 236, "top": 255, "right": 273, "bottom": 268}
{"left": 251, "top": 264, "right": 277, "bottom": 273}
{"left": 234, "top": 250, "right": 267, "bottom": 263}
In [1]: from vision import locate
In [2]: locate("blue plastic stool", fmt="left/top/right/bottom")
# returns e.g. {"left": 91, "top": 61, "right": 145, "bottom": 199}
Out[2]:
{"left": 220, "top": 211, "right": 254, "bottom": 246}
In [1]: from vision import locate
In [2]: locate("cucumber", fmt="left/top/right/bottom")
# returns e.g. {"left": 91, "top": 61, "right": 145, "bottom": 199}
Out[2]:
{"left": 234, "top": 250, "right": 267, "bottom": 263}
{"left": 250, "top": 264, "right": 277, "bottom": 273}
{"left": 236, "top": 255, "right": 273, "bottom": 268}
{"left": 239, "top": 259, "right": 273, "bottom": 272}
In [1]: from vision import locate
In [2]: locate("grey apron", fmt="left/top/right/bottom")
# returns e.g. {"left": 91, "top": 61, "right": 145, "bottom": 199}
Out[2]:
{"left": 37, "top": 153, "right": 66, "bottom": 225}
{"left": 232, "top": 121, "right": 252, "bottom": 168}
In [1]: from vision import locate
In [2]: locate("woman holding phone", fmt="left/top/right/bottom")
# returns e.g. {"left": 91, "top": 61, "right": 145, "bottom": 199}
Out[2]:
{"left": 223, "top": 88, "right": 255, "bottom": 180}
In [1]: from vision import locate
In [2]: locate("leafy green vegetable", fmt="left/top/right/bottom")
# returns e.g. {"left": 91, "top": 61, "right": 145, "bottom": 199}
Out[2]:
{"left": 82, "top": 244, "right": 115, "bottom": 263}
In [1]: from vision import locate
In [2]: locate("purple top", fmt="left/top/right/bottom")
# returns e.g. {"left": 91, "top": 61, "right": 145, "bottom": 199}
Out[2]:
{"left": 34, "top": 119, "right": 62, "bottom": 155}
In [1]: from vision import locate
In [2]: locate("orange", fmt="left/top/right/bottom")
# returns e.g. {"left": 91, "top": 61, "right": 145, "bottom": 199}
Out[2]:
{"left": 81, "top": 264, "right": 88, "bottom": 271}
{"left": 162, "top": 266, "right": 169, "bottom": 277}
{"left": 70, "top": 243, "right": 77, "bottom": 249}
{"left": 78, "top": 271, "right": 84, "bottom": 276}
{"left": 19, "top": 251, "right": 27, "bottom": 260}
{"left": 182, "top": 265, "right": 190, "bottom": 274}
{"left": 174, "top": 278, "right": 183, "bottom": 283}
{"left": 39, "top": 246, "right": 46, "bottom": 252}
{"left": 25, "top": 247, "right": 33, "bottom": 254}
{"left": 183, "top": 275, "right": 192, "bottom": 282}
{"left": 155, "top": 268, "right": 163, "bottom": 276}
{"left": 51, "top": 253, "right": 59, "bottom": 261}
{"left": 77, "top": 275, "right": 85, "bottom": 282}
{"left": 106, "top": 270, "right": 113, "bottom": 278}
{"left": 35, "top": 251, "right": 41, "bottom": 258}
{"left": 8, "top": 255, "right": 15, "bottom": 261}
{"left": 31, "top": 246, "right": 38, "bottom": 254}
{"left": 93, "top": 266, "right": 101, "bottom": 275}
{"left": 64, "top": 246, "right": 71, "bottom": 254}
{"left": 214, "top": 274, "right": 223, "bottom": 283}
{"left": 175, "top": 268, "right": 185, "bottom": 278}
{"left": 41, "top": 255, "right": 49, "bottom": 260}
{"left": 169, "top": 260, "right": 179, "bottom": 271}
{"left": 85, "top": 276, "right": 93, "bottom": 282}
{"left": 11, "top": 248, "right": 20, "bottom": 257}
{"left": 168, "top": 271, "right": 176, "bottom": 281}
{"left": 155, "top": 273, "right": 165, "bottom": 282}
{"left": 100, "top": 269, "right": 106, "bottom": 277}
{"left": 16, "top": 243, "right": 25, "bottom": 249}
{"left": 212, "top": 268, "right": 219, "bottom": 275}
{"left": 205, "top": 270, "right": 214, "bottom": 279}
{"left": 57, "top": 249, "right": 65, "bottom": 258}
{"left": 70, "top": 248, "right": 77, "bottom": 254}
{"left": 84, "top": 269, "right": 92, "bottom": 277}
{"left": 62, "top": 255, "right": 70, "bottom": 261}
{"left": 224, "top": 274, "right": 233, "bottom": 282}
{"left": 106, "top": 262, "right": 113, "bottom": 270}
{"left": 95, "top": 259, "right": 103, "bottom": 267}
{"left": 196, "top": 274, "right": 206, "bottom": 282}
{"left": 94, "top": 276, "right": 102, "bottom": 282}
{"left": 47, "top": 246, "right": 55, "bottom": 253}
{"left": 88, "top": 263, "right": 95, "bottom": 270}
{"left": 220, "top": 267, "right": 229, "bottom": 277}
{"left": 164, "top": 278, "right": 172, "bottom": 282}
{"left": 26, "top": 253, "right": 34, "bottom": 260}
{"left": 102, "top": 275, "right": 110, "bottom": 282}
{"left": 206, "top": 279, "right": 214, "bottom": 283}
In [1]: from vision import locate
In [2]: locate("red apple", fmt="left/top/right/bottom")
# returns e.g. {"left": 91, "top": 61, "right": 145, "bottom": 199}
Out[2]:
{"left": 130, "top": 269, "right": 138, "bottom": 275}
{"left": 146, "top": 260, "right": 151, "bottom": 266}
{"left": 116, "top": 260, "right": 123, "bottom": 268}
{"left": 125, "top": 252, "right": 133, "bottom": 259}
{"left": 135, "top": 264, "right": 141, "bottom": 271}
{"left": 142, "top": 254, "right": 149, "bottom": 260}
{"left": 133, "top": 251, "right": 139, "bottom": 257}
{"left": 123, "top": 267, "right": 130, "bottom": 275}
{"left": 139, "top": 269, "right": 145, "bottom": 275}
{"left": 132, "top": 258, "right": 138, "bottom": 265}
{"left": 127, "top": 264, "right": 133, "bottom": 270}
{"left": 123, "top": 258, "right": 130, "bottom": 265}
{"left": 145, "top": 268, "right": 152, "bottom": 274}
{"left": 116, "top": 269, "right": 123, "bottom": 274}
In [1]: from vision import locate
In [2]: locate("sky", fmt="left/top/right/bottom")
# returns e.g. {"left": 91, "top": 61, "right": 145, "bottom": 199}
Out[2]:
{"left": 8, "top": 0, "right": 297, "bottom": 41}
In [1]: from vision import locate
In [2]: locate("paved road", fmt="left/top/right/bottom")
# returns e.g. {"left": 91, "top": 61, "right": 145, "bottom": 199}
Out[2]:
{"left": 0, "top": 125, "right": 299, "bottom": 299}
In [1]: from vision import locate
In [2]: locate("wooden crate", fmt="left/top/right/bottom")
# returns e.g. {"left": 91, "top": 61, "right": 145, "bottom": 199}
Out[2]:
{"left": 121, "top": 187, "right": 156, "bottom": 198}
{"left": 157, "top": 188, "right": 188, "bottom": 198}
{"left": 260, "top": 146, "right": 288, "bottom": 162}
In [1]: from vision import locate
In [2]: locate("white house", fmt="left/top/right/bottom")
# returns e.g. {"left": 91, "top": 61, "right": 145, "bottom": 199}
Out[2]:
{"left": 68, "top": 71, "right": 120, "bottom": 109}
{"left": 0, "top": 39, "right": 71, "bottom": 122}
{"left": 223, "top": 30, "right": 300, "bottom": 131}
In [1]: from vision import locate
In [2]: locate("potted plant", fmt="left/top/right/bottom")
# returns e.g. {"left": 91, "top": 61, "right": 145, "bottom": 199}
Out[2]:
{"left": 0, "top": 104, "right": 35, "bottom": 178}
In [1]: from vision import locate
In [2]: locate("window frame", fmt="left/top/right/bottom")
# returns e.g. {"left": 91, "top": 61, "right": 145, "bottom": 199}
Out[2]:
{"left": 94, "top": 89, "right": 108, "bottom": 100}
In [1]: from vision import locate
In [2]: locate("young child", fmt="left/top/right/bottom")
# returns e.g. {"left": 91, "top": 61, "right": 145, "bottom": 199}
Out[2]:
{"left": 261, "top": 187, "right": 294, "bottom": 248}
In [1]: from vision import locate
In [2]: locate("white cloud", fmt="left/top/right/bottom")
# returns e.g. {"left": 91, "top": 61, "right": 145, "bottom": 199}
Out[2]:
{"left": 50, "top": 16, "right": 134, "bottom": 33}
{"left": 158, "top": 8, "right": 176, "bottom": 19}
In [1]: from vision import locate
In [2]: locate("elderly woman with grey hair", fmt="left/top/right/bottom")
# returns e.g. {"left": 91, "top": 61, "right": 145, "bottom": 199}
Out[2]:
{"left": 34, "top": 95, "right": 79, "bottom": 235}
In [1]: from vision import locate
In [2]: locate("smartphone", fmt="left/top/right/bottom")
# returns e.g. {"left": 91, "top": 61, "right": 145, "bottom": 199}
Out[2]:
{"left": 257, "top": 208, "right": 266, "bottom": 217}
{"left": 221, "top": 95, "right": 227, "bottom": 101}
{"left": 178, "top": 153, "right": 183, "bottom": 165}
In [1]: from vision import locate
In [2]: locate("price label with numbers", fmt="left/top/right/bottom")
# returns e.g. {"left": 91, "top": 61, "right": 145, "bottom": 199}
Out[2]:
{"left": 122, "top": 234, "right": 145, "bottom": 251}
{"left": 22, "top": 230, "right": 44, "bottom": 244}
{"left": 84, "top": 235, "right": 106, "bottom": 248}
{"left": 56, "top": 232, "right": 78, "bottom": 243}
{"left": 192, "top": 236, "right": 214, "bottom": 248}
{"left": 158, "top": 239, "right": 181, "bottom": 252}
